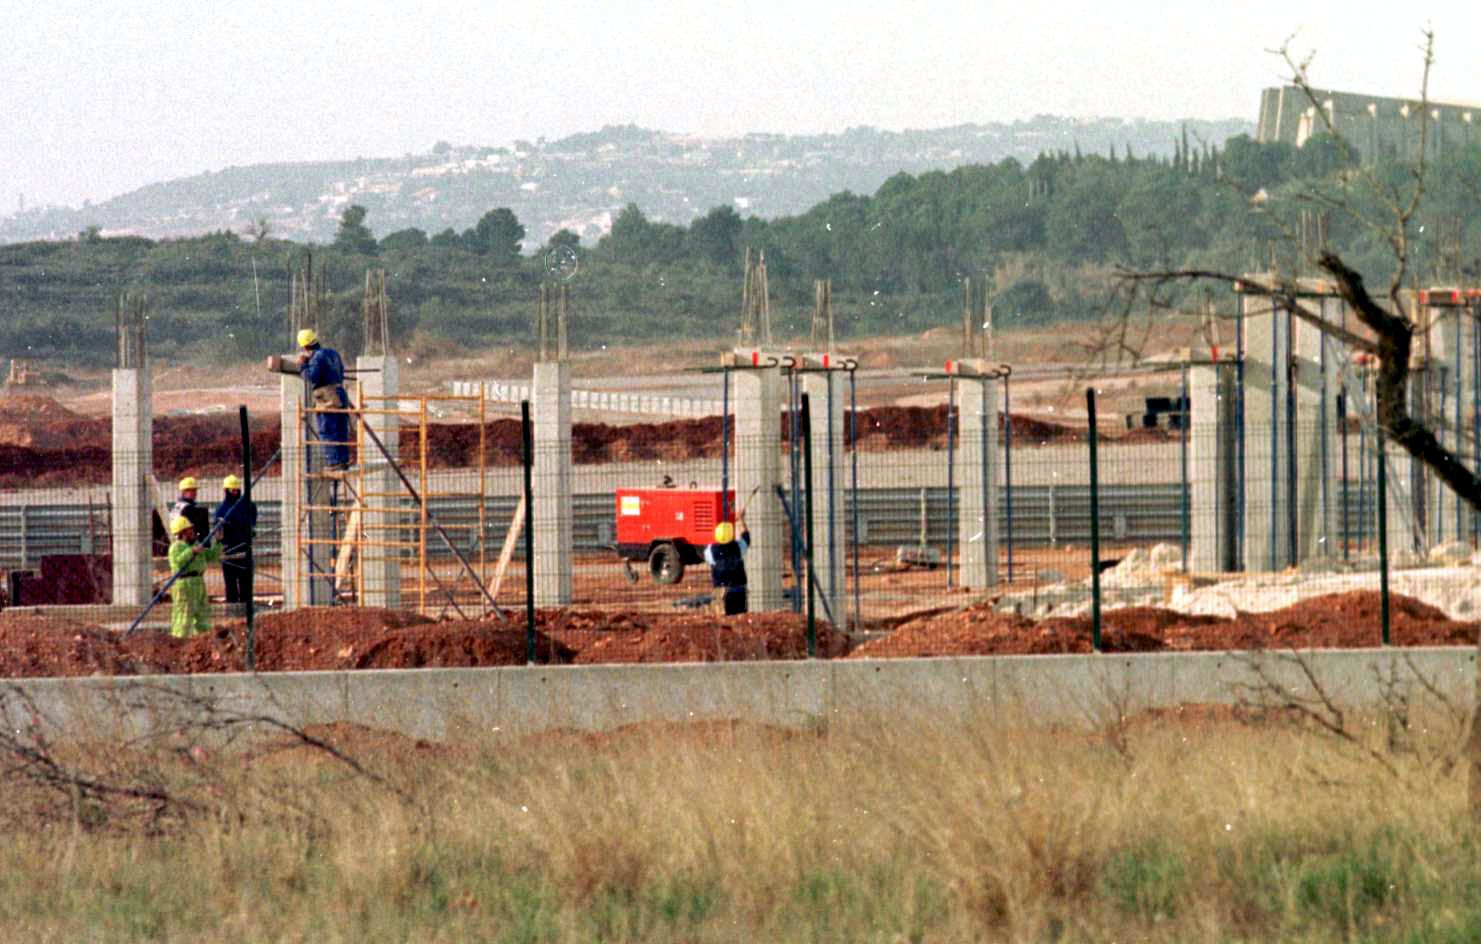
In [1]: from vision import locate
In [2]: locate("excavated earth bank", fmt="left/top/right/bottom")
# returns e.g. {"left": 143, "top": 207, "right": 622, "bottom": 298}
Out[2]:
{"left": 0, "top": 591, "right": 1470, "bottom": 679}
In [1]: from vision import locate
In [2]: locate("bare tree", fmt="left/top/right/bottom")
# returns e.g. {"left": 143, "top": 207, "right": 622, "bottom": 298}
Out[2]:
{"left": 248, "top": 215, "right": 273, "bottom": 243}
{"left": 1117, "top": 31, "right": 1481, "bottom": 812}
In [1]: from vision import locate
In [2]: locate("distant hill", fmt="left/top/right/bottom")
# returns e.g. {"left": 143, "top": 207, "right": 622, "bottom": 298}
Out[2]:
{"left": 0, "top": 117, "right": 1251, "bottom": 247}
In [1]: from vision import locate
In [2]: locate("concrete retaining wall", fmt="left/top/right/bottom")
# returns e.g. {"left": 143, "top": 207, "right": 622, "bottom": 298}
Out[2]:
{"left": 2, "top": 648, "right": 1474, "bottom": 742}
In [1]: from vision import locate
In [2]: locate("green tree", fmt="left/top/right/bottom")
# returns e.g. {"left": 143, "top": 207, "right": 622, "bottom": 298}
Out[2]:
{"left": 465, "top": 208, "right": 525, "bottom": 264}
{"left": 601, "top": 202, "right": 685, "bottom": 263}
{"left": 1045, "top": 171, "right": 1126, "bottom": 263}
{"left": 545, "top": 228, "right": 581, "bottom": 252}
{"left": 687, "top": 205, "right": 743, "bottom": 266}
{"left": 379, "top": 227, "right": 428, "bottom": 252}
{"left": 334, "top": 205, "right": 379, "bottom": 256}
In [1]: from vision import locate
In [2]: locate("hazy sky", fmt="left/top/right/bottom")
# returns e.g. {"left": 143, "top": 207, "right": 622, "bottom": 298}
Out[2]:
{"left": 5, "top": 0, "right": 1477, "bottom": 209}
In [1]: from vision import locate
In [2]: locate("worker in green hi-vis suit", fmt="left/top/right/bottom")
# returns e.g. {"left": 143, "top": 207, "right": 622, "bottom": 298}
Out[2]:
{"left": 167, "top": 515, "right": 221, "bottom": 639}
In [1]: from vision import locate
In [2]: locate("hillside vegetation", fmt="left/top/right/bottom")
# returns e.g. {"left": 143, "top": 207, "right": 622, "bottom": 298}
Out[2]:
{"left": 2, "top": 133, "right": 1478, "bottom": 368}
{"left": 0, "top": 118, "right": 1250, "bottom": 246}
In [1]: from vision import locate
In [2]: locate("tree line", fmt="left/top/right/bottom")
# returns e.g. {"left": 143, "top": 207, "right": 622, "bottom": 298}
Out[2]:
{"left": 1, "top": 132, "right": 1478, "bottom": 367}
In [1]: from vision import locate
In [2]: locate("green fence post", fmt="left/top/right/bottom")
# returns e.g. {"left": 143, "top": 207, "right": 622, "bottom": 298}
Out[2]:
{"left": 1087, "top": 387, "right": 1102, "bottom": 653}
{"left": 1376, "top": 422, "right": 1390, "bottom": 646}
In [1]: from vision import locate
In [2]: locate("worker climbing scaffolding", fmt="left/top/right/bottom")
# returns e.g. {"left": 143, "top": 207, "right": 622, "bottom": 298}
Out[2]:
{"left": 296, "top": 328, "right": 354, "bottom": 469}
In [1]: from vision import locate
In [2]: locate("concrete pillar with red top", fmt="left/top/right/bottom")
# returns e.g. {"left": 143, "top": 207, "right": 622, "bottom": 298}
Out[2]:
{"left": 727, "top": 350, "right": 785, "bottom": 612}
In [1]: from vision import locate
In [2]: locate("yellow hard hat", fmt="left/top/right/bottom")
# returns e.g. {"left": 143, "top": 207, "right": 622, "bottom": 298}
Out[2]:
{"left": 714, "top": 521, "right": 735, "bottom": 544}
{"left": 297, "top": 328, "right": 319, "bottom": 348}
{"left": 178, "top": 476, "right": 198, "bottom": 491}
{"left": 222, "top": 474, "right": 242, "bottom": 490}
{"left": 169, "top": 516, "right": 193, "bottom": 536}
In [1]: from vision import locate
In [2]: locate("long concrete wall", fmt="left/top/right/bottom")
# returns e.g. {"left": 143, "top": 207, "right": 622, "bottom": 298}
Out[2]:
{"left": 3, "top": 648, "right": 1473, "bottom": 741}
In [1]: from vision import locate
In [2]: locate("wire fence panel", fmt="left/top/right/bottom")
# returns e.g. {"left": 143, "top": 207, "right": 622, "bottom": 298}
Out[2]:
{"left": 3, "top": 404, "right": 1481, "bottom": 670}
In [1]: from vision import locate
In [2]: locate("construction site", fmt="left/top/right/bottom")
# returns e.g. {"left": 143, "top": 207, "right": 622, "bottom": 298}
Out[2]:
{"left": 2, "top": 251, "right": 1481, "bottom": 679}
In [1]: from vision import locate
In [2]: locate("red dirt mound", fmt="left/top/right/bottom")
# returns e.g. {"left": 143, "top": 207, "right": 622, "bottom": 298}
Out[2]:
{"left": 541, "top": 608, "right": 850, "bottom": 663}
{"left": 348, "top": 618, "right": 574, "bottom": 668}
{"left": 0, "top": 612, "right": 177, "bottom": 677}
{"left": 849, "top": 591, "right": 1478, "bottom": 659}
{"left": 850, "top": 603, "right": 1168, "bottom": 657}
{"left": 0, "top": 396, "right": 96, "bottom": 450}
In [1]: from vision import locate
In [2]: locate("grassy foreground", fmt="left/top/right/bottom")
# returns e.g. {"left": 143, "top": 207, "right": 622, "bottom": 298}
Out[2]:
{"left": 1, "top": 708, "right": 1479, "bottom": 943}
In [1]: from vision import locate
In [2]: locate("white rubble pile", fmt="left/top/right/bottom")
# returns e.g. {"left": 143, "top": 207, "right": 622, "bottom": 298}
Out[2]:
{"left": 1099, "top": 543, "right": 1183, "bottom": 588}
{"left": 1168, "top": 564, "right": 1481, "bottom": 620}
{"left": 1002, "top": 544, "right": 1481, "bottom": 622}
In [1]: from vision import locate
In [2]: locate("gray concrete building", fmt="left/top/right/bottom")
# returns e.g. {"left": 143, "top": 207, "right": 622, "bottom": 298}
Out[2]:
{"left": 1257, "top": 85, "right": 1478, "bottom": 162}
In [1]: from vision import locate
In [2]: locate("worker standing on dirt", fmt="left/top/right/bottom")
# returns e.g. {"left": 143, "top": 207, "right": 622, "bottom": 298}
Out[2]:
{"left": 170, "top": 477, "right": 211, "bottom": 542}
{"left": 213, "top": 474, "right": 257, "bottom": 605}
{"left": 703, "top": 514, "right": 750, "bottom": 615}
{"left": 167, "top": 516, "right": 221, "bottom": 638}
{"left": 296, "top": 328, "right": 353, "bottom": 469}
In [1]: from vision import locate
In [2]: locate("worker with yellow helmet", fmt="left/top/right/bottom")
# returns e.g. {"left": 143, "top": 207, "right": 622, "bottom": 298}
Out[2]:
{"left": 170, "top": 475, "right": 210, "bottom": 543}
{"left": 296, "top": 328, "right": 354, "bottom": 468}
{"left": 213, "top": 473, "right": 257, "bottom": 605}
{"left": 703, "top": 511, "right": 751, "bottom": 615}
{"left": 167, "top": 515, "right": 221, "bottom": 638}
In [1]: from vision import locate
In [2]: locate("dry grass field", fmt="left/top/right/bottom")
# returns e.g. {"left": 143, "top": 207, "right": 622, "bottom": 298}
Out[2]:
{"left": 1, "top": 697, "right": 1477, "bottom": 942}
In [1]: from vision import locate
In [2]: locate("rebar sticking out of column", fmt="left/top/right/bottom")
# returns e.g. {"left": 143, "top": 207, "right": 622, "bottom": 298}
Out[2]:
{"left": 115, "top": 292, "right": 147, "bottom": 368}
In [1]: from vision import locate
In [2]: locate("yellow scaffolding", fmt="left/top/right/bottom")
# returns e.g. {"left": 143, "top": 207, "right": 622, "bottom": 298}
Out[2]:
{"left": 295, "top": 387, "right": 497, "bottom": 618}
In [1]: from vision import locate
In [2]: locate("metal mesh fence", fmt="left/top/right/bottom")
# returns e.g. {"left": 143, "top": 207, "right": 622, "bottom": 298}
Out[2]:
{"left": 0, "top": 395, "right": 1477, "bottom": 671}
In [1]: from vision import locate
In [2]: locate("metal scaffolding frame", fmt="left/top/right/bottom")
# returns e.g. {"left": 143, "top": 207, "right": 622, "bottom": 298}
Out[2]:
{"left": 294, "top": 388, "right": 497, "bottom": 617}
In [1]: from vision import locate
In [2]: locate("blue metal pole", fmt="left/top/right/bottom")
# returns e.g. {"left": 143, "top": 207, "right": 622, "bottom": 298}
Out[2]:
{"left": 848, "top": 366, "right": 861, "bottom": 628}
{"left": 721, "top": 366, "right": 731, "bottom": 521}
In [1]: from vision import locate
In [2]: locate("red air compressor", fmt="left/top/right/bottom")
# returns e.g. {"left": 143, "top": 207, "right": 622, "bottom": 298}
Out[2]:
{"left": 614, "top": 487, "right": 734, "bottom": 584}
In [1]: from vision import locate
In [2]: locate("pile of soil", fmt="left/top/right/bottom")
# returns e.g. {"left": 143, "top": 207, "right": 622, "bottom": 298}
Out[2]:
{"left": 541, "top": 608, "right": 850, "bottom": 663}
{"left": 0, "top": 607, "right": 572, "bottom": 678}
{"left": 0, "top": 590, "right": 1472, "bottom": 679}
{"left": 849, "top": 591, "right": 1478, "bottom": 658}
{"left": 0, "top": 398, "right": 1133, "bottom": 487}
{"left": 0, "top": 612, "right": 178, "bottom": 677}
{"left": 0, "top": 396, "right": 96, "bottom": 449}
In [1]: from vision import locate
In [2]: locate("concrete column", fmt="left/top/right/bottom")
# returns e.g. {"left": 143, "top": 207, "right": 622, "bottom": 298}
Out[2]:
{"left": 1242, "top": 289, "right": 1333, "bottom": 568}
{"left": 1424, "top": 305, "right": 1476, "bottom": 547}
{"left": 279, "top": 376, "right": 308, "bottom": 610}
{"left": 1291, "top": 299, "right": 1336, "bottom": 560}
{"left": 732, "top": 358, "right": 785, "bottom": 611}
{"left": 955, "top": 375, "right": 999, "bottom": 590}
{"left": 1189, "top": 362, "right": 1238, "bottom": 572}
{"left": 110, "top": 368, "right": 152, "bottom": 606}
{"left": 800, "top": 365, "right": 846, "bottom": 611}
{"left": 357, "top": 355, "right": 400, "bottom": 608}
{"left": 1241, "top": 292, "right": 1288, "bottom": 571}
{"left": 532, "top": 360, "right": 572, "bottom": 606}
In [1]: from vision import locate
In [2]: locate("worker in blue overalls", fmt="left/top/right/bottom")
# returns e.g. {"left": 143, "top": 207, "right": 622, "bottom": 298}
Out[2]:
{"left": 703, "top": 513, "right": 750, "bottom": 615}
{"left": 296, "top": 328, "right": 353, "bottom": 468}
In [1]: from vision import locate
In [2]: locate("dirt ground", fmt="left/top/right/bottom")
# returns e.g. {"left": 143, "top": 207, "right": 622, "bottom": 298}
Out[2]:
{"left": 0, "top": 590, "right": 1469, "bottom": 679}
{"left": 0, "top": 393, "right": 1174, "bottom": 486}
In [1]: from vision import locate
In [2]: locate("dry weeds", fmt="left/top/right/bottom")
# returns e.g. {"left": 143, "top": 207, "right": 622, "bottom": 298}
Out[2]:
{"left": 0, "top": 698, "right": 1476, "bottom": 941}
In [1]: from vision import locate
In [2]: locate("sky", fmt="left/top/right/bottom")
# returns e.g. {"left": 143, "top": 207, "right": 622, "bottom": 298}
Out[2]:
{"left": 4, "top": 0, "right": 1478, "bottom": 210}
